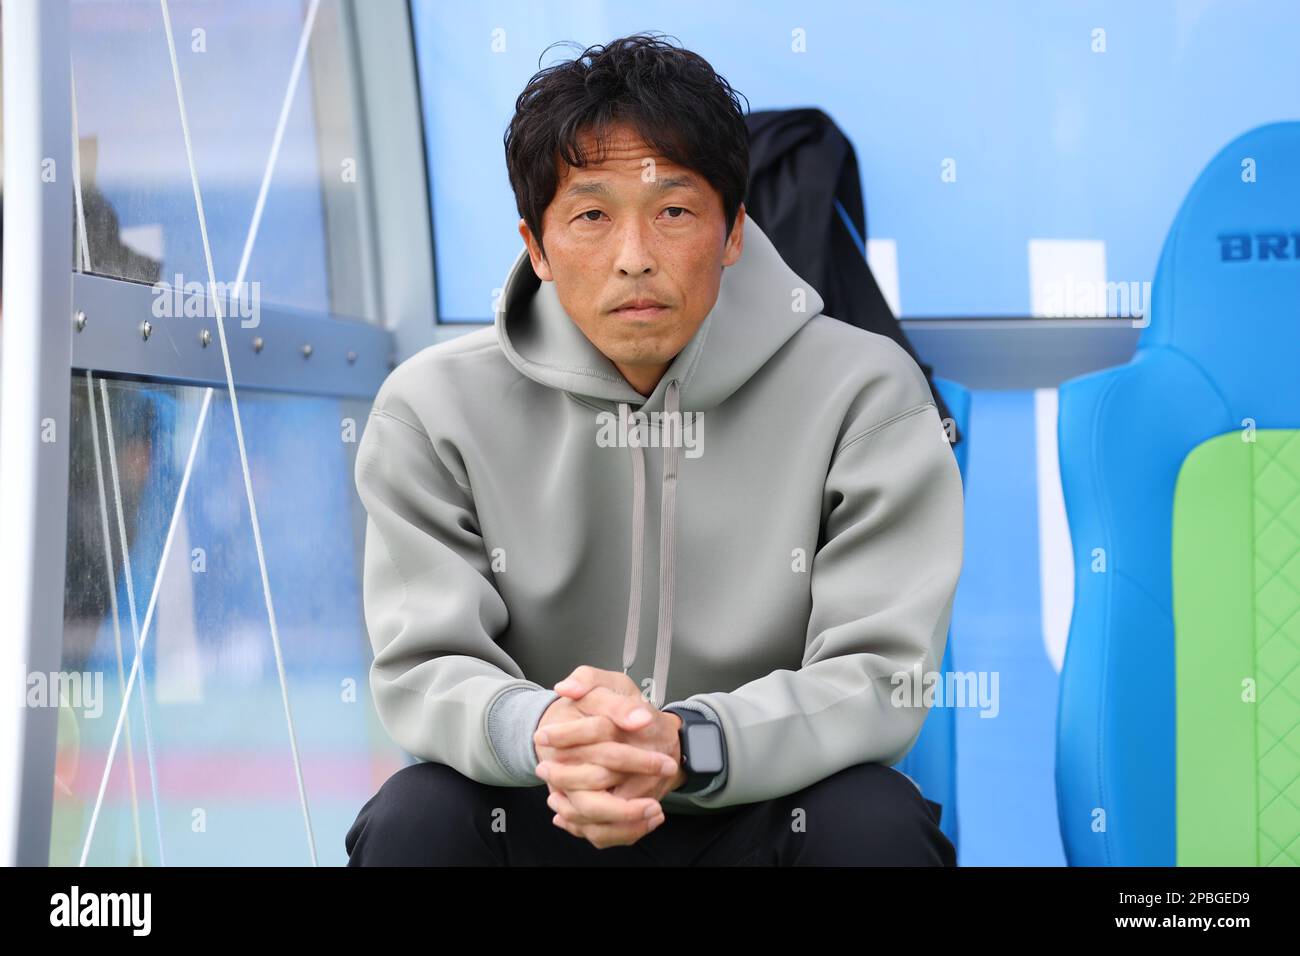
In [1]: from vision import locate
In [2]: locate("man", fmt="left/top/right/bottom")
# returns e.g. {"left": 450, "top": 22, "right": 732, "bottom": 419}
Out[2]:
{"left": 345, "top": 33, "right": 963, "bottom": 866}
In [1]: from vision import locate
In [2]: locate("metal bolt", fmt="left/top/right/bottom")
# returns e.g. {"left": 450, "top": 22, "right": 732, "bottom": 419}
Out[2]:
{"left": 302, "top": 343, "right": 313, "bottom": 359}
{"left": 252, "top": 336, "right": 264, "bottom": 353}
{"left": 74, "top": 310, "right": 87, "bottom": 332}
{"left": 346, "top": 350, "right": 357, "bottom": 365}
{"left": 200, "top": 329, "right": 212, "bottom": 347}
{"left": 140, "top": 320, "right": 152, "bottom": 341}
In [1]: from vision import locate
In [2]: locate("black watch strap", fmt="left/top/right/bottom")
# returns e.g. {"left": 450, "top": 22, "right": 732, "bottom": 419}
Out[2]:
{"left": 667, "top": 705, "right": 726, "bottom": 795}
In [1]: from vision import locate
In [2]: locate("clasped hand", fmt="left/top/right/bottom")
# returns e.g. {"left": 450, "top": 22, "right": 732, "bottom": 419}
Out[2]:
{"left": 532, "top": 666, "right": 685, "bottom": 849}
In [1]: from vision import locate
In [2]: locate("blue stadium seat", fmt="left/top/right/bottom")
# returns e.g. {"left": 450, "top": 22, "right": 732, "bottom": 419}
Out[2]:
{"left": 1055, "top": 122, "right": 1300, "bottom": 865}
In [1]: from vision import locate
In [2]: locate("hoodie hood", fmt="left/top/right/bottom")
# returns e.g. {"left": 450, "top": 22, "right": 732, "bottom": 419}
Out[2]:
{"left": 492, "top": 217, "right": 825, "bottom": 707}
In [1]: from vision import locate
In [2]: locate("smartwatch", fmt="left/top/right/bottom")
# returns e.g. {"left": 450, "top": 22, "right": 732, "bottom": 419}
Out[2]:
{"left": 666, "top": 706, "right": 726, "bottom": 794}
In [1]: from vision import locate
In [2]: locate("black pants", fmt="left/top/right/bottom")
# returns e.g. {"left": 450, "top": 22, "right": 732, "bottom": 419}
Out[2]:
{"left": 345, "top": 760, "right": 956, "bottom": 866}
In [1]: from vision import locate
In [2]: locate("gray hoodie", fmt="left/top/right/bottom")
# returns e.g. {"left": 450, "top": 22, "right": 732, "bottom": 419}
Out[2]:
{"left": 354, "top": 217, "right": 964, "bottom": 815}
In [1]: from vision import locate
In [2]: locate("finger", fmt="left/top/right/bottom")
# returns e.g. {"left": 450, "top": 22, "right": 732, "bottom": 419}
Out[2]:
{"left": 549, "top": 811, "right": 653, "bottom": 848}
{"left": 536, "top": 758, "right": 623, "bottom": 791}
{"left": 545, "top": 787, "right": 589, "bottom": 825}
{"left": 534, "top": 712, "right": 617, "bottom": 750}
{"left": 552, "top": 811, "right": 666, "bottom": 849}
{"left": 539, "top": 742, "right": 676, "bottom": 780}
{"left": 551, "top": 812, "right": 584, "bottom": 839}
{"left": 602, "top": 811, "right": 667, "bottom": 847}
{"left": 552, "top": 786, "right": 661, "bottom": 826}
{"left": 549, "top": 806, "right": 665, "bottom": 848}
{"left": 554, "top": 665, "right": 642, "bottom": 701}
{"left": 567, "top": 685, "right": 656, "bottom": 733}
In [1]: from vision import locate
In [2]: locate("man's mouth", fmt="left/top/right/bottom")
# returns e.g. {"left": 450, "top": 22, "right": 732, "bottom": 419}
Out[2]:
{"left": 612, "top": 299, "right": 671, "bottom": 318}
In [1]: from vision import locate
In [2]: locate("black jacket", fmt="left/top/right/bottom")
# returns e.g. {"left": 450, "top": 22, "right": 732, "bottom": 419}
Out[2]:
{"left": 744, "top": 107, "right": 961, "bottom": 446}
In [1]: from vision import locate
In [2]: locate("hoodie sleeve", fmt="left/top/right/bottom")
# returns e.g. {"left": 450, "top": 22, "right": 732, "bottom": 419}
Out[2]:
{"left": 663, "top": 398, "right": 964, "bottom": 810}
{"left": 355, "top": 401, "right": 558, "bottom": 788}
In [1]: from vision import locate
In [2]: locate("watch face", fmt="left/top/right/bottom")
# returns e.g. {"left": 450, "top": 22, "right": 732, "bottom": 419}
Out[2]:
{"left": 685, "top": 724, "right": 724, "bottom": 774}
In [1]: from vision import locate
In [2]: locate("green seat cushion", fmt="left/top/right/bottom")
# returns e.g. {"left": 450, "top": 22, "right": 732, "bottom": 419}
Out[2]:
{"left": 1172, "top": 428, "right": 1300, "bottom": 866}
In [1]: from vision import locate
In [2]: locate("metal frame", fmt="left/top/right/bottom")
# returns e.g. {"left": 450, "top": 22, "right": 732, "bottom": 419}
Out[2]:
{"left": 349, "top": 0, "right": 438, "bottom": 366}
{"left": 0, "top": 0, "right": 74, "bottom": 868}
{"left": 901, "top": 317, "right": 1142, "bottom": 390}
{"left": 71, "top": 273, "right": 391, "bottom": 400}
{"left": 309, "top": 0, "right": 383, "bottom": 326}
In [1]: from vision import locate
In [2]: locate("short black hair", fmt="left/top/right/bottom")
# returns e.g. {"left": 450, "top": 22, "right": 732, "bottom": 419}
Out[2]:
{"left": 504, "top": 32, "right": 750, "bottom": 259}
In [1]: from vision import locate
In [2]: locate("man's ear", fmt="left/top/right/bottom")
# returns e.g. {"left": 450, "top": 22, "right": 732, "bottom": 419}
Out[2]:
{"left": 519, "top": 218, "right": 553, "bottom": 281}
{"left": 723, "top": 203, "right": 745, "bottom": 267}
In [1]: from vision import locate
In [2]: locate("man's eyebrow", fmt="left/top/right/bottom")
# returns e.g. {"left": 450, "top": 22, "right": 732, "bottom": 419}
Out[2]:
{"left": 560, "top": 175, "right": 702, "bottom": 201}
{"left": 650, "top": 175, "right": 702, "bottom": 193}
{"left": 562, "top": 181, "right": 613, "bottom": 200}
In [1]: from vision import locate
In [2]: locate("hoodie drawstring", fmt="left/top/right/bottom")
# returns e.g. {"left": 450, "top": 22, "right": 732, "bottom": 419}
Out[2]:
{"left": 617, "top": 378, "right": 681, "bottom": 709}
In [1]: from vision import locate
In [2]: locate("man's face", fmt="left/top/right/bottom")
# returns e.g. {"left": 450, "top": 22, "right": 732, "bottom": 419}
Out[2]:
{"left": 519, "top": 122, "right": 744, "bottom": 396}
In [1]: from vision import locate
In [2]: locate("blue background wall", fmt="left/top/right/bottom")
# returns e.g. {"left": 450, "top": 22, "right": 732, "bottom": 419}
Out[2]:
{"left": 413, "top": 0, "right": 1300, "bottom": 320}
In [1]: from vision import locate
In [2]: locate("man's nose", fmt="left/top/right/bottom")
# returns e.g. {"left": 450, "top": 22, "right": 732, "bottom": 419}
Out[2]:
{"left": 612, "top": 219, "right": 657, "bottom": 275}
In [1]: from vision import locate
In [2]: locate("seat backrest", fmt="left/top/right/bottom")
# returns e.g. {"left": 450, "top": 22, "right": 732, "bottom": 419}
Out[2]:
{"left": 1056, "top": 121, "right": 1300, "bottom": 866}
